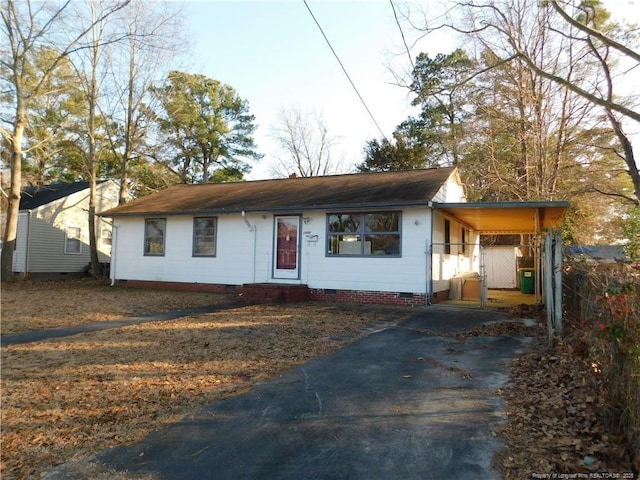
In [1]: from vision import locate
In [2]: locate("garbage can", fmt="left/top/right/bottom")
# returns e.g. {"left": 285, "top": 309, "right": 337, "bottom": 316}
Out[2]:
{"left": 519, "top": 268, "right": 535, "bottom": 294}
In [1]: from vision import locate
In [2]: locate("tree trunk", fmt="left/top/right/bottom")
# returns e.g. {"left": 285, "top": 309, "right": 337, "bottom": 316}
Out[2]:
{"left": 608, "top": 113, "right": 640, "bottom": 205}
{"left": 119, "top": 40, "right": 136, "bottom": 205}
{"left": 1, "top": 113, "right": 24, "bottom": 282}
{"left": 87, "top": 22, "right": 101, "bottom": 278}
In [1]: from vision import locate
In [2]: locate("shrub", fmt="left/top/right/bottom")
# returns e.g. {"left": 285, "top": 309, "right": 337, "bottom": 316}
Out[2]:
{"left": 563, "top": 260, "right": 639, "bottom": 468}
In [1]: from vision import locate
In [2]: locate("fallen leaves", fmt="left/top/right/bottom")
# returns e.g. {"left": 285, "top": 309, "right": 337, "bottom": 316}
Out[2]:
{"left": 497, "top": 340, "right": 635, "bottom": 478}
{"left": 463, "top": 321, "right": 538, "bottom": 338}
{"left": 3, "top": 280, "right": 635, "bottom": 479}
{"left": 1, "top": 292, "right": 413, "bottom": 480}
{"left": 1, "top": 278, "right": 232, "bottom": 334}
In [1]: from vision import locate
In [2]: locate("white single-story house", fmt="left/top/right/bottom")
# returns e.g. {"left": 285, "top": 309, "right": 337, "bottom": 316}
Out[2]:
{"left": 11, "top": 180, "right": 119, "bottom": 278}
{"left": 100, "top": 168, "right": 568, "bottom": 306}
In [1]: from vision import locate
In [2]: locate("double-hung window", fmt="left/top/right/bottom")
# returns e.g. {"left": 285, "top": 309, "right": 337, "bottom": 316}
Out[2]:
{"left": 64, "top": 226, "right": 82, "bottom": 254}
{"left": 144, "top": 218, "right": 166, "bottom": 256}
{"left": 327, "top": 211, "right": 401, "bottom": 256}
{"left": 100, "top": 228, "right": 112, "bottom": 248}
{"left": 193, "top": 217, "right": 216, "bottom": 256}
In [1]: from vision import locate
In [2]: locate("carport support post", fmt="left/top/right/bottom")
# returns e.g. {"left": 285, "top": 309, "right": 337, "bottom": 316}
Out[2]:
{"left": 545, "top": 229, "right": 555, "bottom": 345}
{"left": 553, "top": 229, "right": 563, "bottom": 336}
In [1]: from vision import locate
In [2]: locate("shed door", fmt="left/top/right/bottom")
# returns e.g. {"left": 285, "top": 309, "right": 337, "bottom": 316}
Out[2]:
{"left": 273, "top": 216, "right": 300, "bottom": 279}
{"left": 485, "top": 246, "right": 517, "bottom": 289}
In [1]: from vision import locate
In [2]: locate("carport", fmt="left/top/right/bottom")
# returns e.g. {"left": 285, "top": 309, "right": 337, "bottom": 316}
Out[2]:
{"left": 432, "top": 201, "right": 568, "bottom": 236}
{"left": 432, "top": 201, "right": 569, "bottom": 337}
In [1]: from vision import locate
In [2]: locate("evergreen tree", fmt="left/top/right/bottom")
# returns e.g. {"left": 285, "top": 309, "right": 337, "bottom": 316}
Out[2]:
{"left": 150, "top": 71, "right": 262, "bottom": 184}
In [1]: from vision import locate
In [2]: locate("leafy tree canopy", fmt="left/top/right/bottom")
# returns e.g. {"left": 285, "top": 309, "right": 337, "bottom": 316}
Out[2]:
{"left": 151, "top": 71, "right": 262, "bottom": 183}
{"left": 357, "top": 128, "right": 437, "bottom": 172}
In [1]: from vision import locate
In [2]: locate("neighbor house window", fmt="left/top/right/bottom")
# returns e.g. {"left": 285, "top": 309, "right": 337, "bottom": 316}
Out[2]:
{"left": 100, "top": 228, "right": 112, "bottom": 247}
{"left": 65, "top": 226, "right": 82, "bottom": 254}
{"left": 144, "top": 218, "right": 166, "bottom": 256}
{"left": 193, "top": 217, "right": 216, "bottom": 256}
{"left": 327, "top": 211, "right": 401, "bottom": 256}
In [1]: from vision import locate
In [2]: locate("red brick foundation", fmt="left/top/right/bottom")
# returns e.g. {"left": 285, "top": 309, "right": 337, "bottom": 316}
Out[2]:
{"left": 114, "top": 279, "right": 239, "bottom": 294}
{"left": 114, "top": 279, "right": 440, "bottom": 307}
{"left": 309, "top": 288, "right": 426, "bottom": 307}
{"left": 239, "top": 283, "right": 310, "bottom": 304}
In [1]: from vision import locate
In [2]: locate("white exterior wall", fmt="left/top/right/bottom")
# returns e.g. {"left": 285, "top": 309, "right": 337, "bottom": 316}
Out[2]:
{"left": 113, "top": 214, "right": 259, "bottom": 285}
{"left": 112, "top": 207, "right": 434, "bottom": 294}
{"left": 301, "top": 207, "right": 431, "bottom": 293}
{"left": 431, "top": 170, "right": 466, "bottom": 203}
{"left": 431, "top": 211, "right": 480, "bottom": 293}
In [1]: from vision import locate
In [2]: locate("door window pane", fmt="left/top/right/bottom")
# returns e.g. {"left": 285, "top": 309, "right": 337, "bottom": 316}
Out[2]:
{"left": 276, "top": 218, "right": 298, "bottom": 269}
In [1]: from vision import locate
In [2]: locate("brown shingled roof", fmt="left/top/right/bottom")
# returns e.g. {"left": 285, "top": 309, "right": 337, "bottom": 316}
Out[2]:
{"left": 100, "top": 167, "right": 456, "bottom": 217}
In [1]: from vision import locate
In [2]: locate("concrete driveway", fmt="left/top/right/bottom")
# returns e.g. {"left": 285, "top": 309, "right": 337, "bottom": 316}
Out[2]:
{"left": 48, "top": 305, "right": 532, "bottom": 480}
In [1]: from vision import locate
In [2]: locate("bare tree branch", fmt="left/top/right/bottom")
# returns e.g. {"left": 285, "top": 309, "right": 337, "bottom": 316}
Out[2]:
{"left": 550, "top": 0, "right": 640, "bottom": 63}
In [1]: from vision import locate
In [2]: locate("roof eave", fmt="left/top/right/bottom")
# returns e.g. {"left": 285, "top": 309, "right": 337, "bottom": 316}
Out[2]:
{"left": 99, "top": 200, "right": 433, "bottom": 217}
{"left": 432, "top": 200, "right": 570, "bottom": 209}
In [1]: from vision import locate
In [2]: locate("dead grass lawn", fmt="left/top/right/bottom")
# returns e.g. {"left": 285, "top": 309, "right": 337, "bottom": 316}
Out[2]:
{"left": 1, "top": 280, "right": 414, "bottom": 480}
{"left": 1, "top": 279, "right": 232, "bottom": 334}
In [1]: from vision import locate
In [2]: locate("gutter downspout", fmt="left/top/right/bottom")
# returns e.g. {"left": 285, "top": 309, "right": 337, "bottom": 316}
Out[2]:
{"left": 110, "top": 223, "right": 117, "bottom": 286}
{"left": 25, "top": 210, "right": 32, "bottom": 274}
{"left": 425, "top": 203, "right": 434, "bottom": 306}
{"left": 241, "top": 211, "right": 257, "bottom": 283}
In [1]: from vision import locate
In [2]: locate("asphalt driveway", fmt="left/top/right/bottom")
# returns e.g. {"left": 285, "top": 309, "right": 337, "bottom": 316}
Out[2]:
{"left": 47, "top": 305, "right": 532, "bottom": 480}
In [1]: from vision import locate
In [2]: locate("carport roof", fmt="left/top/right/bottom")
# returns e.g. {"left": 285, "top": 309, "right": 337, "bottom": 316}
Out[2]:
{"left": 433, "top": 201, "right": 569, "bottom": 235}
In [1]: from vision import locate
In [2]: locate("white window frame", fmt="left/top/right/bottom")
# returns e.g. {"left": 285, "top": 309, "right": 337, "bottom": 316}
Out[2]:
{"left": 100, "top": 228, "right": 112, "bottom": 248}
{"left": 64, "top": 226, "right": 82, "bottom": 254}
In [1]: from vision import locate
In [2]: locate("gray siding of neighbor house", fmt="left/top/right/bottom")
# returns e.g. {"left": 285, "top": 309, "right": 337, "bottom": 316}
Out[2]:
{"left": 13, "top": 181, "right": 118, "bottom": 274}
{"left": 13, "top": 212, "right": 29, "bottom": 272}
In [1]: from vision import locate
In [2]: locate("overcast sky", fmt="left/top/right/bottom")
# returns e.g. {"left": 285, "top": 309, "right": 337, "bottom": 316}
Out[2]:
{"left": 182, "top": 1, "right": 639, "bottom": 180}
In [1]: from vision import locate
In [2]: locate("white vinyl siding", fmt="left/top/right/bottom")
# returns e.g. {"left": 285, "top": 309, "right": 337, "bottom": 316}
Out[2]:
{"left": 112, "top": 208, "right": 434, "bottom": 294}
{"left": 108, "top": 171, "right": 472, "bottom": 295}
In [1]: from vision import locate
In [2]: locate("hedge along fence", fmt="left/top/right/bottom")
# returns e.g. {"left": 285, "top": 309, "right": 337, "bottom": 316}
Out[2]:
{"left": 563, "top": 260, "right": 640, "bottom": 468}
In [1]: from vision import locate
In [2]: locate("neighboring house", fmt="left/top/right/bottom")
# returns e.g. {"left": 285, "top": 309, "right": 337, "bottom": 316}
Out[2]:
{"left": 100, "top": 168, "right": 568, "bottom": 306}
{"left": 12, "top": 180, "right": 119, "bottom": 278}
{"left": 564, "top": 245, "right": 628, "bottom": 264}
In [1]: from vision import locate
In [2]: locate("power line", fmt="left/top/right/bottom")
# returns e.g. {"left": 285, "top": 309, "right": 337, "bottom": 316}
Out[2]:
{"left": 389, "top": 0, "right": 428, "bottom": 107}
{"left": 302, "top": 0, "right": 388, "bottom": 141}
{"left": 389, "top": 0, "right": 416, "bottom": 75}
